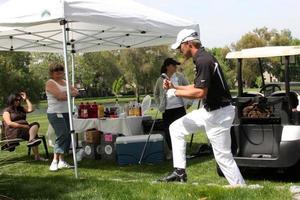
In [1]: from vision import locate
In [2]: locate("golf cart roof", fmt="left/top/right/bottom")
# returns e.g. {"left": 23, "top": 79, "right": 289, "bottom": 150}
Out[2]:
{"left": 226, "top": 46, "right": 300, "bottom": 59}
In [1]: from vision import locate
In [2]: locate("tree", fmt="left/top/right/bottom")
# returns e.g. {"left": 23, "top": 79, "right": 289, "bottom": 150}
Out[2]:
{"left": 112, "top": 76, "right": 125, "bottom": 100}
{"left": 233, "top": 31, "right": 266, "bottom": 51}
{"left": 269, "top": 29, "right": 292, "bottom": 46}
{"left": 209, "top": 47, "right": 236, "bottom": 89}
{"left": 77, "top": 51, "right": 121, "bottom": 97}
{"left": 30, "top": 53, "right": 64, "bottom": 83}
{"left": 118, "top": 46, "right": 170, "bottom": 97}
{"left": 0, "top": 52, "right": 43, "bottom": 106}
{"left": 230, "top": 27, "right": 297, "bottom": 87}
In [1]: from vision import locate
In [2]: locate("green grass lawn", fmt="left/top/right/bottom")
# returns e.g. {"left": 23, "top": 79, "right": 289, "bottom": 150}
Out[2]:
{"left": 0, "top": 99, "right": 296, "bottom": 200}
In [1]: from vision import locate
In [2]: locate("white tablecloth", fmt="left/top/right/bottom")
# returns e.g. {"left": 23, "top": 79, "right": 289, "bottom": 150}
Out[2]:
{"left": 73, "top": 115, "right": 152, "bottom": 136}
{"left": 46, "top": 115, "right": 152, "bottom": 147}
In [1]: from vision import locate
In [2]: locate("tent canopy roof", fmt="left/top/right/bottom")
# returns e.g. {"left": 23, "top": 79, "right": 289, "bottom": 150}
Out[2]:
{"left": 0, "top": 0, "right": 198, "bottom": 53}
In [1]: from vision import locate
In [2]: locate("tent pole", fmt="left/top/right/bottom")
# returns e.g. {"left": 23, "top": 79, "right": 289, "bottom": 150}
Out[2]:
{"left": 71, "top": 53, "right": 75, "bottom": 110}
{"left": 60, "top": 19, "right": 78, "bottom": 178}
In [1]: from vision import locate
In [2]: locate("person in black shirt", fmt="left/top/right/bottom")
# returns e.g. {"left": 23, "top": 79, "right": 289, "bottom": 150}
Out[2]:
{"left": 158, "top": 29, "right": 245, "bottom": 186}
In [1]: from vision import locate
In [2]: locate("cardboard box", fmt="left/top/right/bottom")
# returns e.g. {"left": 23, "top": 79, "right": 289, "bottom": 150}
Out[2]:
{"left": 84, "top": 129, "right": 101, "bottom": 144}
{"left": 116, "top": 134, "right": 164, "bottom": 165}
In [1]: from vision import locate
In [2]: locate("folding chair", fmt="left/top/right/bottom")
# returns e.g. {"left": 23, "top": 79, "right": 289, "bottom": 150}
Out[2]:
{"left": 0, "top": 121, "right": 49, "bottom": 159}
{"left": 27, "top": 135, "right": 49, "bottom": 159}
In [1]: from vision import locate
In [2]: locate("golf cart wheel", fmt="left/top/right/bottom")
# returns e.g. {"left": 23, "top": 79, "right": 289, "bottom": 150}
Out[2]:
{"left": 286, "top": 160, "right": 300, "bottom": 178}
{"left": 216, "top": 164, "right": 224, "bottom": 177}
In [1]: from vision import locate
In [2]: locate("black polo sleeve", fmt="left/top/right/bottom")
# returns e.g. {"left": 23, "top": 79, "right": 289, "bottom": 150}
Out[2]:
{"left": 194, "top": 58, "right": 213, "bottom": 89}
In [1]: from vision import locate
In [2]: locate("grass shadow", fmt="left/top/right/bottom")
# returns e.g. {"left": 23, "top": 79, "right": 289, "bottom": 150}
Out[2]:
{"left": 63, "top": 139, "right": 214, "bottom": 178}
{"left": 0, "top": 154, "right": 31, "bottom": 166}
{"left": 0, "top": 174, "right": 91, "bottom": 200}
{"left": 0, "top": 151, "right": 51, "bottom": 167}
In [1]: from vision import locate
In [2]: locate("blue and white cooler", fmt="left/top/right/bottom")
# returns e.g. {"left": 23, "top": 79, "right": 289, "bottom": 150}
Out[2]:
{"left": 116, "top": 134, "right": 164, "bottom": 165}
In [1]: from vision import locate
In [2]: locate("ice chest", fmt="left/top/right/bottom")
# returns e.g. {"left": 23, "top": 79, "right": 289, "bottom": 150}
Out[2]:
{"left": 116, "top": 134, "right": 164, "bottom": 165}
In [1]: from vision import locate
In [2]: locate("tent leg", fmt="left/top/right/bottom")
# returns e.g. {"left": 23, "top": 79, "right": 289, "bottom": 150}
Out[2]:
{"left": 71, "top": 53, "right": 75, "bottom": 111}
{"left": 61, "top": 20, "right": 78, "bottom": 178}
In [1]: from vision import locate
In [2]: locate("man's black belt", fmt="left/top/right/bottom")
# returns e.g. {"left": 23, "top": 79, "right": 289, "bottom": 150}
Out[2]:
{"left": 204, "top": 102, "right": 231, "bottom": 112}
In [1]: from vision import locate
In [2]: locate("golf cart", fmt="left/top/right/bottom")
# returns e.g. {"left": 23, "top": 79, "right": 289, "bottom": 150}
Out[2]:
{"left": 224, "top": 46, "right": 300, "bottom": 174}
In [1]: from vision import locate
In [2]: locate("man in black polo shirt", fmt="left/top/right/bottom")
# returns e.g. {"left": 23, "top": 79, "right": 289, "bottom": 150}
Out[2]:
{"left": 158, "top": 29, "right": 245, "bottom": 186}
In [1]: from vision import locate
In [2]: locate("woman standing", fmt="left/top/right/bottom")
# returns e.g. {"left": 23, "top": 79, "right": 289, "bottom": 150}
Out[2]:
{"left": 46, "top": 63, "right": 78, "bottom": 171}
{"left": 154, "top": 58, "right": 190, "bottom": 158}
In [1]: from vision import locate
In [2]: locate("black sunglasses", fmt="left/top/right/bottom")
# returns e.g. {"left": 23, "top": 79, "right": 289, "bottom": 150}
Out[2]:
{"left": 52, "top": 67, "right": 64, "bottom": 72}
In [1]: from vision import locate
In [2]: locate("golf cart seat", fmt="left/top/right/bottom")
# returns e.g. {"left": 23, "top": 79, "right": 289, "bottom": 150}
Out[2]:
{"left": 234, "top": 91, "right": 298, "bottom": 125}
{"left": 270, "top": 91, "right": 300, "bottom": 124}
{"left": 270, "top": 91, "right": 299, "bottom": 109}
{"left": 241, "top": 91, "right": 264, "bottom": 97}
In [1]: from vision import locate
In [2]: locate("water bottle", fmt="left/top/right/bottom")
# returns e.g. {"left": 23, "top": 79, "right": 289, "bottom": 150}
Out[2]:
{"left": 123, "top": 103, "right": 129, "bottom": 117}
{"left": 115, "top": 99, "right": 121, "bottom": 117}
{"left": 83, "top": 102, "right": 89, "bottom": 119}
{"left": 98, "top": 104, "right": 105, "bottom": 118}
{"left": 104, "top": 107, "right": 110, "bottom": 118}
{"left": 73, "top": 105, "right": 78, "bottom": 118}
{"left": 92, "top": 102, "right": 98, "bottom": 118}
{"left": 79, "top": 102, "right": 85, "bottom": 118}
{"left": 134, "top": 101, "right": 140, "bottom": 116}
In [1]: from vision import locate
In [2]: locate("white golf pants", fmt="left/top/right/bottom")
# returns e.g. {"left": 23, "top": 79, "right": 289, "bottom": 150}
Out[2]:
{"left": 169, "top": 105, "right": 245, "bottom": 185}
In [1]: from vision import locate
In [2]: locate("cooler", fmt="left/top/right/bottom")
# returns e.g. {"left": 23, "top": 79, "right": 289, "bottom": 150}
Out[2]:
{"left": 116, "top": 134, "right": 164, "bottom": 165}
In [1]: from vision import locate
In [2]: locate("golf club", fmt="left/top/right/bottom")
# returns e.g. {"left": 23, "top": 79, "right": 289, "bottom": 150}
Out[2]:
{"left": 138, "top": 73, "right": 169, "bottom": 164}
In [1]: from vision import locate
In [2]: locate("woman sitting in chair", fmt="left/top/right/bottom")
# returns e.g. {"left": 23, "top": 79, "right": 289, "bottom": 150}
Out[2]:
{"left": 2, "top": 92, "right": 45, "bottom": 161}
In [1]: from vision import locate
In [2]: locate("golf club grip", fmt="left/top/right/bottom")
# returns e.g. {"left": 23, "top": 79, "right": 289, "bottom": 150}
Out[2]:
{"left": 160, "top": 73, "right": 169, "bottom": 80}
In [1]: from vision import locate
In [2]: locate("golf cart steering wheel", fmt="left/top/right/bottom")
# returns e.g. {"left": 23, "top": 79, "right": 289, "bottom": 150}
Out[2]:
{"left": 259, "top": 84, "right": 281, "bottom": 96}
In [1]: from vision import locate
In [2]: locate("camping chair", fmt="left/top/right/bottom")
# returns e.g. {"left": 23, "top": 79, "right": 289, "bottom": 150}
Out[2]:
{"left": 0, "top": 121, "right": 49, "bottom": 159}
{"left": 141, "top": 95, "right": 152, "bottom": 115}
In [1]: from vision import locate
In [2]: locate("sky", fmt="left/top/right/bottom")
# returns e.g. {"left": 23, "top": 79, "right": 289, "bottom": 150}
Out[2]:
{"left": 136, "top": 0, "right": 300, "bottom": 48}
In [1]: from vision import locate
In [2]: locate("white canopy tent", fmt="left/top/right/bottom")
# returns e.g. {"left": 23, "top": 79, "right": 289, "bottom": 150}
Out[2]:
{"left": 0, "top": 0, "right": 199, "bottom": 178}
{"left": 0, "top": 0, "right": 198, "bottom": 52}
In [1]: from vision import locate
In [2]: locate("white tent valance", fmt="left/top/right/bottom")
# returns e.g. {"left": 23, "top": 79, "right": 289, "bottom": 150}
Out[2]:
{"left": 0, "top": 0, "right": 198, "bottom": 53}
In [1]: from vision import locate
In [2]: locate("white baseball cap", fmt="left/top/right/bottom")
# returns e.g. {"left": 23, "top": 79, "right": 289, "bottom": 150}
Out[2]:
{"left": 171, "top": 29, "right": 200, "bottom": 49}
